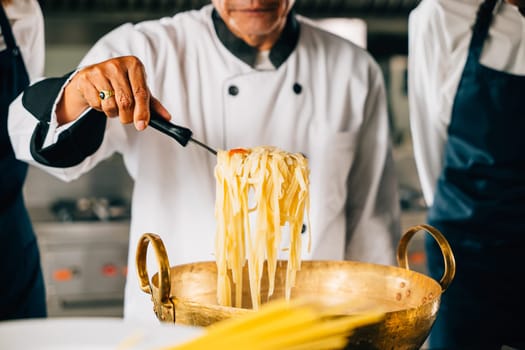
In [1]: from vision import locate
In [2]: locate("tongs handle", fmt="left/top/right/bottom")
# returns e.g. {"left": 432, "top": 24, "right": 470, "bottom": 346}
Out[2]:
{"left": 149, "top": 111, "right": 192, "bottom": 147}
{"left": 149, "top": 111, "right": 218, "bottom": 155}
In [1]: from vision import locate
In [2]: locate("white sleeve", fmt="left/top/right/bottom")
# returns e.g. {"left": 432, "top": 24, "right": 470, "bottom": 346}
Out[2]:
{"left": 8, "top": 23, "right": 146, "bottom": 181}
{"left": 5, "top": 0, "right": 45, "bottom": 81}
{"left": 345, "top": 60, "right": 401, "bottom": 266}
{"left": 7, "top": 90, "right": 87, "bottom": 181}
{"left": 408, "top": 1, "right": 450, "bottom": 206}
{"left": 23, "top": 0, "right": 45, "bottom": 81}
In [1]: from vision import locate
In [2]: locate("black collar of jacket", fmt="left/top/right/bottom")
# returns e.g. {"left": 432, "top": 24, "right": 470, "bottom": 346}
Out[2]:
{"left": 211, "top": 8, "right": 300, "bottom": 69}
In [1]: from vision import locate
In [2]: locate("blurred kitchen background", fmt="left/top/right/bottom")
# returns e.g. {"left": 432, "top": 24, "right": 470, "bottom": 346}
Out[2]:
{"left": 25, "top": 0, "right": 428, "bottom": 318}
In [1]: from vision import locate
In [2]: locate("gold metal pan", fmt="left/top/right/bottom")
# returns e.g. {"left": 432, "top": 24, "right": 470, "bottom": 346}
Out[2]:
{"left": 136, "top": 225, "right": 456, "bottom": 350}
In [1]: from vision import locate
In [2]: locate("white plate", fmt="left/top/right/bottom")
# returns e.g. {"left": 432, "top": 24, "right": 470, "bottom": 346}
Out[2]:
{"left": 0, "top": 317, "right": 203, "bottom": 350}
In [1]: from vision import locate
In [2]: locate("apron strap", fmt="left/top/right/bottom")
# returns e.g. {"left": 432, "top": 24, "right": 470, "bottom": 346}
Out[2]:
{"left": 468, "top": 0, "right": 498, "bottom": 61}
{"left": 0, "top": 4, "right": 18, "bottom": 50}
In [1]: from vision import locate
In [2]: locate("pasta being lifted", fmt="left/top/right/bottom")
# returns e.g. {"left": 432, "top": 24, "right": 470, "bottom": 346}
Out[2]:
{"left": 214, "top": 146, "right": 311, "bottom": 310}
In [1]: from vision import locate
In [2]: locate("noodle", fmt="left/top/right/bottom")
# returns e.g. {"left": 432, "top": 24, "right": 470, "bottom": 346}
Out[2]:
{"left": 214, "top": 146, "right": 311, "bottom": 310}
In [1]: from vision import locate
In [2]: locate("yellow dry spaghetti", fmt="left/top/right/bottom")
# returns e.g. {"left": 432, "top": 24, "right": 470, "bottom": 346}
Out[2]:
{"left": 160, "top": 298, "right": 384, "bottom": 350}
{"left": 214, "top": 146, "right": 311, "bottom": 310}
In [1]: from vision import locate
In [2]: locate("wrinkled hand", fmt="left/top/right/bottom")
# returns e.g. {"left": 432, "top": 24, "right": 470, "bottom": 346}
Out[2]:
{"left": 57, "top": 56, "right": 171, "bottom": 130}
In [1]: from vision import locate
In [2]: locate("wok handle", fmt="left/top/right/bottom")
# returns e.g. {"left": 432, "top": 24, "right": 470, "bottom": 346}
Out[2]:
{"left": 136, "top": 233, "right": 176, "bottom": 322}
{"left": 396, "top": 224, "right": 456, "bottom": 292}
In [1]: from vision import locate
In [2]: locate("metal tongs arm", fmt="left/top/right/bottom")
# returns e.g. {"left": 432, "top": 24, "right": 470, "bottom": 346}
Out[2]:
{"left": 149, "top": 112, "right": 217, "bottom": 155}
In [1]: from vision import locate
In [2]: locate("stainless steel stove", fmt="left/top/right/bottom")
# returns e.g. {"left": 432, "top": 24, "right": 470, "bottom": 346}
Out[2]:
{"left": 30, "top": 199, "right": 130, "bottom": 318}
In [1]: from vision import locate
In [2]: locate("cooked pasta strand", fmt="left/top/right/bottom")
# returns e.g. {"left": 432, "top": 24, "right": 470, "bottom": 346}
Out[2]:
{"left": 214, "top": 146, "right": 310, "bottom": 309}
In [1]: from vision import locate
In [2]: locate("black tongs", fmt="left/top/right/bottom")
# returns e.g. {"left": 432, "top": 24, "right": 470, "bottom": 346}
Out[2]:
{"left": 149, "top": 112, "right": 217, "bottom": 155}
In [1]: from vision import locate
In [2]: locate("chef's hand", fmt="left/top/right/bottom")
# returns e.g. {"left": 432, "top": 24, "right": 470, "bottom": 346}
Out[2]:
{"left": 56, "top": 56, "right": 171, "bottom": 131}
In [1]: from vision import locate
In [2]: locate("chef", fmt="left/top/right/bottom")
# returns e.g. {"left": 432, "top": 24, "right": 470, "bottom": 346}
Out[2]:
{"left": 409, "top": 0, "right": 525, "bottom": 348}
{"left": 9, "top": 0, "right": 400, "bottom": 321}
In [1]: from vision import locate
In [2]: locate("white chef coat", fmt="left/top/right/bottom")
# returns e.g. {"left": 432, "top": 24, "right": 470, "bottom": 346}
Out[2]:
{"left": 9, "top": 5, "right": 400, "bottom": 322}
{"left": 0, "top": 0, "right": 44, "bottom": 81}
{"left": 408, "top": 0, "right": 525, "bottom": 206}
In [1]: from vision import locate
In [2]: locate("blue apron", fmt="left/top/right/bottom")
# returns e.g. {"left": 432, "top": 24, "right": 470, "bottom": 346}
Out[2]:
{"left": 0, "top": 4, "right": 46, "bottom": 320}
{"left": 426, "top": 0, "right": 525, "bottom": 348}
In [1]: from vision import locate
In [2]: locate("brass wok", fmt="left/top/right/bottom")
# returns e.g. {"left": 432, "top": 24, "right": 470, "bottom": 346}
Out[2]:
{"left": 136, "top": 224, "right": 455, "bottom": 350}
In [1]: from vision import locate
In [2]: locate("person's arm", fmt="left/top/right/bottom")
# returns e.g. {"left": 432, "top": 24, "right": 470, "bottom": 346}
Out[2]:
{"left": 8, "top": 23, "right": 171, "bottom": 176}
{"left": 344, "top": 60, "right": 401, "bottom": 266}
{"left": 407, "top": 1, "right": 449, "bottom": 207}
{"left": 8, "top": 0, "right": 45, "bottom": 81}
{"left": 7, "top": 74, "right": 109, "bottom": 177}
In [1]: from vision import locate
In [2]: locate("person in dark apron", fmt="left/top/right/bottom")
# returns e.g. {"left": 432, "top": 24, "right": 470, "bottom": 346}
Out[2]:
{"left": 426, "top": 0, "right": 525, "bottom": 348}
{"left": 0, "top": 3, "right": 46, "bottom": 320}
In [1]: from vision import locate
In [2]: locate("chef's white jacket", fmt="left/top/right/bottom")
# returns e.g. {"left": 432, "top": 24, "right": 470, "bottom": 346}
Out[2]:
{"left": 0, "top": 0, "right": 44, "bottom": 81}
{"left": 409, "top": 0, "right": 525, "bottom": 206}
{"left": 9, "top": 5, "right": 400, "bottom": 321}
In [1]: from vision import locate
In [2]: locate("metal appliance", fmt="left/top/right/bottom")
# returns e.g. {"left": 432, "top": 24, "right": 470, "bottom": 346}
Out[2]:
{"left": 32, "top": 199, "right": 130, "bottom": 317}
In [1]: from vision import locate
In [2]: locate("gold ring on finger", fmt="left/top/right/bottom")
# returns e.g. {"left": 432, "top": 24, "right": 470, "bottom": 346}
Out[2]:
{"left": 99, "top": 89, "right": 115, "bottom": 101}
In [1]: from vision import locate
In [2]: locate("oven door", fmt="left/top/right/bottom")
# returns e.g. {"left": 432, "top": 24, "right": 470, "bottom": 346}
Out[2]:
{"left": 35, "top": 221, "right": 130, "bottom": 317}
